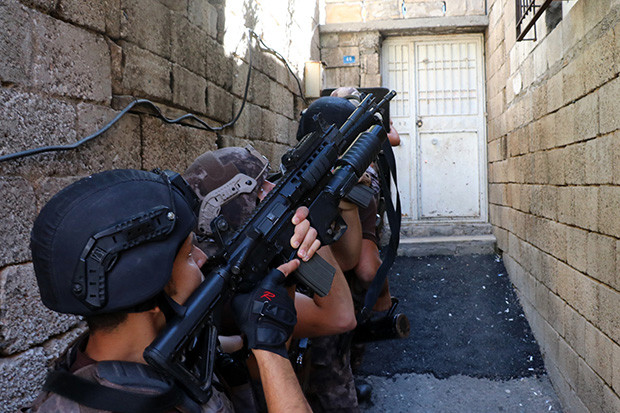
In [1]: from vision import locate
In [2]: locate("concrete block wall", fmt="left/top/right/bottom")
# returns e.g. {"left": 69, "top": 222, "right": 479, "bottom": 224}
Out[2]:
{"left": 0, "top": 0, "right": 319, "bottom": 410}
{"left": 486, "top": 0, "right": 620, "bottom": 411}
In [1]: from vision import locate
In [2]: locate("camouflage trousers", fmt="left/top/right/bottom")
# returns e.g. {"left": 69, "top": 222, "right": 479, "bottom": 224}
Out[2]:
{"left": 304, "top": 334, "right": 360, "bottom": 413}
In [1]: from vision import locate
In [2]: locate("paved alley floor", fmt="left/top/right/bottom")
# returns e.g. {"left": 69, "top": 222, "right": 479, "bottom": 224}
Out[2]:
{"left": 355, "top": 254, "right": 563, "bottom": 413}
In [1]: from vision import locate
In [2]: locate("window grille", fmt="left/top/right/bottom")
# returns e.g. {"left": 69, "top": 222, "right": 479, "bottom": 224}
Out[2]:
{"left": 516, "top": 0, "right": 553, "bottom": 41}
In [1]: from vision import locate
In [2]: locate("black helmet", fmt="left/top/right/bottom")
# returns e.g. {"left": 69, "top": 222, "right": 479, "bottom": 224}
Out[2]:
{"left": 30, "top": 169, "right": 199, "bottom": 316}
{"left": 296, "top": 96, "right": 357, "bottom": 141}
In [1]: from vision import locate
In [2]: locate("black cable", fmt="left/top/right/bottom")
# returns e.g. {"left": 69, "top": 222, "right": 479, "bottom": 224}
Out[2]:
{"left": 0, "top": 29, "right": 307, "bottom": 164}
{"left": 249, "top": 30, "right": 307, "bottom": 105}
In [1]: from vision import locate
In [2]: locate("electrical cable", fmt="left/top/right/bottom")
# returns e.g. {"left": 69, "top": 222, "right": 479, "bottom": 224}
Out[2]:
{"left": 0, "top": 29, "right": 306, "bottom": 164}
{"left": 249, "top": 29, "right": 307, "bottom": 105}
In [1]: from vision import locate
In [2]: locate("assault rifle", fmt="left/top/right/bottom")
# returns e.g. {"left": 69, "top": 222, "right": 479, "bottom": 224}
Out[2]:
{"left": 144, "top": 91, "right": 396, "bottom": 403}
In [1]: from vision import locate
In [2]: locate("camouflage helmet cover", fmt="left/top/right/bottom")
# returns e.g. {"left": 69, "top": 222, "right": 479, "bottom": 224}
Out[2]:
{"left": 184, "top": 145, "right": 270, "bottom": 256}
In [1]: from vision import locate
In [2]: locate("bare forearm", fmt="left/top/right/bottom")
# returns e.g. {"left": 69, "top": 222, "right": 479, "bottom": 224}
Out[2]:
{"left": 293, "top": 247, "right": 356, "bottom": 338}
{"left": 253, "top": 350, "right": 311, "bottom": 413}
{"left": 330, "top": 206, "right": 362, "bottom": 272}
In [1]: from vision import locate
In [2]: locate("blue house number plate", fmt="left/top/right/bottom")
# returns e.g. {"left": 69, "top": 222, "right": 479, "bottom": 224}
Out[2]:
{"left": 343, "top": 55, "right": 356, "bottom": 64}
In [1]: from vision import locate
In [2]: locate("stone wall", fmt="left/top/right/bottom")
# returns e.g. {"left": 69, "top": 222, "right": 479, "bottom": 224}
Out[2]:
{"left": 486, "top": 0, "right": 620, "bottom": 411}
{"left": 0, "top": 0, "right": 319, "bottom": 410}
{"left": 325, "top": 0, "right": 486, "bottom": 23}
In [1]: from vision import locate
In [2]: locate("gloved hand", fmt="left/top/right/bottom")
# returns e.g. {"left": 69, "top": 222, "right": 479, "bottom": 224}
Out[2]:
{"left": 232, "top": 268, "right": 297, "bottom": 358}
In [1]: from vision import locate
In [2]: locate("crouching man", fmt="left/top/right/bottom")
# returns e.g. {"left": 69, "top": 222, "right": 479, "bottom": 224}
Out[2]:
{"left": 24, "top": 168, "right": 316, "bottom": 413}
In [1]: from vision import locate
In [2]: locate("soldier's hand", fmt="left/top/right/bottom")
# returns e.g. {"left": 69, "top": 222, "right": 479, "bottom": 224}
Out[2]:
{"left": 232, "top": 266, "right": 297, "bottom": 358}
{"left": 290, "top": 207, "right": 320, "bottom": 262}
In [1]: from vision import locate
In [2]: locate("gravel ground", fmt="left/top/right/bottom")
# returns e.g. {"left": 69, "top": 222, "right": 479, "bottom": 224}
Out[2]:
{"left": 354, "top": 254, "right": 562, "bottom": 412}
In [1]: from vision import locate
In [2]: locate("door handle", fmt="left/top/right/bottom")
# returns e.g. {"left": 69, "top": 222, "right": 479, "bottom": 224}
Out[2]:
{"left": 416, "top": 118, "right": 423, "bottom": 128}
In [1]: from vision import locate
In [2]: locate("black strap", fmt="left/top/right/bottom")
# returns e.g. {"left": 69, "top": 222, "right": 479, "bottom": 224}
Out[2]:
{"left": 359, "top": 141, "right": 401, "bottom": 321}
{"left": 43, "top": 369, "right": 183, "bottom": 413}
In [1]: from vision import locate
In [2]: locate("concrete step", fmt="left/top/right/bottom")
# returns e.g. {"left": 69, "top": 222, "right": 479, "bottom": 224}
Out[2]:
{"left": 400, "top": 222, "right": 494, "bottom": 238}
{"left": 397, "top": 234, "right": 497, "bottom": 256}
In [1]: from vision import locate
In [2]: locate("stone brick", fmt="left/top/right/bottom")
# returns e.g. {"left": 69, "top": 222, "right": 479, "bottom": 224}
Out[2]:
{"left": 584, "top": 321, "right": 613, "bottom": 386}
{"left": 587, "top": 232, "right": 617, "bottom": 289}
{"left": 573, "top": 273, "right": 600, "bottom": 325}
{"left": 57, "top": 0, "right": 108, "bottom": 32}
{"left": 205, "top": 82, "right": 233, "bottom": 124}
{"left": 262, "top": 110, "right": 290, "bottom": 144}
{"left": 120, "top": 0, "right": 171, "bottom": 58}
{"left": 320, "top": 33, "right": 339, "bottom": 49}
{"left": 205, "top": 36, "right": 234, "bottom": 91}
{"left": 573, "top": 186, "right": 599, "bottom": 231}
{"left": 0, "top": 264, "right": 82, "bottom": 355}
{"left": 360, "top": 52, "right": 380, "bottom": 75}
{"left": 0, "top": 326, "right": 86, "bottom": 412}
{"left": 566, "top": 143, "right": 587, "bottom": 185}
{"left": 598, "top": 186, "right": 620, "bottom": 238}
{"left": 171, "top": 14, "right": 207, "bottom": 77}
{"left": 105, "top": 0, "right": 121, "bottom": 38}
{"left": 558, "top": 334, "right": 581, "bottom": 387}
{"left": 0, "top": 0, "right": 32, "bottom": 85}
{"left": 172, "top": 64, "right": 207, "bottom": 113}
{"left": 20, "top": 0, "right": 57, "bottom": 12}
{"left": 574, "top": 92, "right": 599, "bottom": 142}
{"left": 583, "top": 29, "right": 616, "bottom": 94}
{"left": 547, "top": 290, "right": 564, "bottom": 336}
{"left": 186, "top": 129, "right": 217, "bottom": 163}
{"left": 563, "top": 305, "right": 586, "bottom": 360}
{"left": 404, "top": 1, "right": 445, "bottom": 18}
{"left": 0, "top": 348, "right": 48, "bottom": 412}
{"left": 109, "top": 39, "right": 123, "bottom": 94}
{"left": 0, "top": 89, "right": 76, "bottom": 163}
{"left": 32, "top": 12, "right": 111, "bottom": 102}
{"left": 561, "top": 0, "right": 586, "bottom": 55}
{"left": 546, "top": 71, "right": 563, "bottom": 113}
{"left": 599, "top": 76, "right": 620, "bottom": 135}
{"left": 556, "top": 185, "right": 574, "bottom": 225}
{"left": 322, "top": 46, "right": 360, "bottom": 68}
{"left": 188, "top": 0, "right": 218, "bottom": 38}
{"left": 360, "top": 73, "right": 381, "bottom": 88}
{"left": 245, "top": 103, "right": 264, "bottom": 140}
{"left": 566, "top": 226, "right": 589, "bottom": 273}
{"left": 598, "top": 284, "right": 620, "bottom": 344}
{"left": 612, "top": 130, "right": 620, "bottom": 185}
{"left": 613, "top": 340, "right": 620, "bottom": 394}
{"left": 121, "top": 42, "right": 172, "bottom": 101}
{"left": 547, "top": 148, "right": 566, "bottom": 185}
{"left": 250, "top": 69, "right": 271, "bottom": 108}
{"left": 556, "top": 261, "right": 577, "bottom": 305}
{"left": 325, "top": 4, "right": 362, "bottom": 24}
{"left": 269, "top": 82, "right": 294, "bottom": 119}
{"left": 364, "top": 0, "right": 399, "bottom": 20}
{"left": 555, "top": 103, "right": 576, "bottom": 147}
{"left": 33, "top": 176, "right": 83, "bottom": 212}
{"left": 577, "top": 357, "right": 607, "bottom": 413}
{"left": 562, "top": 59, "right": 585, "bottom": 105}
{"left": 157, "top": 0, "right": 187, "bottom": 12}
{"left": 586, "top": 134, "right": 614, "bottom": 184}
{"left": 602, "top": 384, "right": 620, "bottom": 413}
{"left": 0, "top": 178, "right": 36, "bottom": 267}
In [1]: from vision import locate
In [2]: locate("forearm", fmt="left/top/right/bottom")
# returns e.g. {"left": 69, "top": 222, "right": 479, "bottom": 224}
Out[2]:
{"left": 253, "top": 350, "right": 311, "bottom": 413}
{"left": 330, "top": 205, "right": 362, "bottom": 272}
{"left": 293, "top": 247, "right": 356, "bottom": 338}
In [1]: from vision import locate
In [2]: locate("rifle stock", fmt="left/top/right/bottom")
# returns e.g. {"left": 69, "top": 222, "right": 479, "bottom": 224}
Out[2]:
{"left": 144, "top": 91, "right": 396, "bottom": 402}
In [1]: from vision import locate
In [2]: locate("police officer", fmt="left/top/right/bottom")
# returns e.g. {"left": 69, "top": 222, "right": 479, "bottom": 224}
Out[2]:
{"left": 25, "top": 168, "right": 316, "bottom": 412}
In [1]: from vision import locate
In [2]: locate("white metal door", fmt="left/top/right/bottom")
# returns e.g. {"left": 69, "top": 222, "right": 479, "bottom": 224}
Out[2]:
{"left": 382, "top": 35, "right": 487, "bottom": 222}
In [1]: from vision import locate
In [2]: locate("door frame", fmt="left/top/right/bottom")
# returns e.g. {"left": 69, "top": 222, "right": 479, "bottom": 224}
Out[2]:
{"left": 381, "top": 33, "right": 488, "bottom": 224}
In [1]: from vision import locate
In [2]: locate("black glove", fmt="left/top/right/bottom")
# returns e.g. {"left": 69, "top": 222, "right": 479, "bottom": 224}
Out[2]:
{"left": 232, "top": 268, "right": 297, "bottom": 358}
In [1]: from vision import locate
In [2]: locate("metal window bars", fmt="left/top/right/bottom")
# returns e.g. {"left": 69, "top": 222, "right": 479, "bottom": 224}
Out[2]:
{"left": 516, "top": 0, "right": 553, "bottom": 41}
